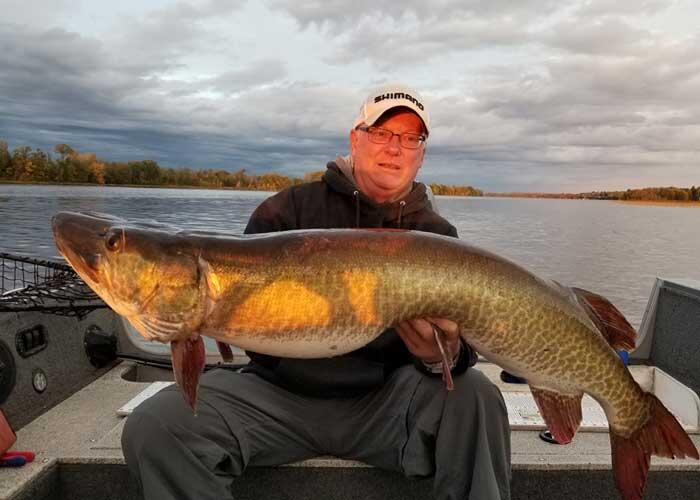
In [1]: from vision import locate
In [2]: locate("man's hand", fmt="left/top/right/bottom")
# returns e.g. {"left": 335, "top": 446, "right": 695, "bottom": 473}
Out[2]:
{"left": 395, "top": 317, "right": 460, "bottom": 364}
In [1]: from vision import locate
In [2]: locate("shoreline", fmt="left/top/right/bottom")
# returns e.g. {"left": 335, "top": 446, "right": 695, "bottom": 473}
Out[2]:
{"left": 2, "top": 181, "right": 699, "bottom": 205}
{"left": 0, "top": 180, "right": 272, "bottom": 191}
{"left": 614, "top": 200, "right": 700, "bottom": 207}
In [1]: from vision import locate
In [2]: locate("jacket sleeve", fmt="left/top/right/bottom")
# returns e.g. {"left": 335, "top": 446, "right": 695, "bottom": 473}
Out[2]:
{"left": 413, "top": 338, "right": 478, "bottom": 378}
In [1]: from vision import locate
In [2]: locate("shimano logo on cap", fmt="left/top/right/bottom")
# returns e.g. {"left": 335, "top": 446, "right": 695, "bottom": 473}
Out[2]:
{"left": 374, "top": 93, "right": 424, "bottom": 111}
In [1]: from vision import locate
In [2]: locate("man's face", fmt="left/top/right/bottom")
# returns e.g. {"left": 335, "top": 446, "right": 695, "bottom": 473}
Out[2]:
{"left": 350, "top": 110, "right": 426, "bottom": 204}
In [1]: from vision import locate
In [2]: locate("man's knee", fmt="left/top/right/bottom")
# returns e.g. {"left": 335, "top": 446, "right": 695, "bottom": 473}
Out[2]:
{"left": 121, "top": 388, "right": 184, "bottom": 459}
{"left": 122, "top": 387, "right": 247, "bottom": 476}
{"left": 450, "top": 369, "right": 508, "bottom": 418}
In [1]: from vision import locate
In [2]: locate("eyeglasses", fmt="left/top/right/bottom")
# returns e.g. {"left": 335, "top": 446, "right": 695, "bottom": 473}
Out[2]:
{"left": 356, "top": 125, "right": 426, "bottom": 149}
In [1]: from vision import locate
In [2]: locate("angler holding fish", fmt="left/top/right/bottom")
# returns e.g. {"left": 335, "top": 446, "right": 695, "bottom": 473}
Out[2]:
{"left": 56, "top": 85, "right": 511, "bottom": 500}
{"left": 52, "top": 84, "right": 697, "bottom": 500}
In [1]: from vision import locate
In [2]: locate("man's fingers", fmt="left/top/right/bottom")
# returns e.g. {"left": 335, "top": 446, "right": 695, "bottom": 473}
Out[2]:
{"left": 426, "top": 317, "right": 460, "bottom": 339}
{"left": 396, "top": 318, "right": 462, "bottom": 364}
{"left": 396, "top": 322, "right": 433, "bottom": 359}
{"left": 406, "top": 318, "right": 435, "bottom": 341}
{"left": 395, "top": 323, "right": 421, "bottom": 352}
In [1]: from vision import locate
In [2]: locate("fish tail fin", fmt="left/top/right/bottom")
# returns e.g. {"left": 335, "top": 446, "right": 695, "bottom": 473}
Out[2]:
{"left": 170, "top": 336, "right": 206, "bottom": 413}
{"left": 610, "top": 393, "right": 699, "bottom": 500}
{"left": 571, "top": 287, "right": 636, "bottom": 350}
{"left": 530, "top": 386, "right": 583, "bottom": 444}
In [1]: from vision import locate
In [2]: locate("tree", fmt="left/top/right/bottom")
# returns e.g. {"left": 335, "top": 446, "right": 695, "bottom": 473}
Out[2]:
{"left": 0, "top": 141, "right": 11, "bottom": 179}
{"left": 54, "top": 143, "right": 75, "bottom": 160}
{"left": 303, "top": 171, "right": 325, "bottom": 183}
{"left": 10, "top": 146, "right": 33, "bottom": 181}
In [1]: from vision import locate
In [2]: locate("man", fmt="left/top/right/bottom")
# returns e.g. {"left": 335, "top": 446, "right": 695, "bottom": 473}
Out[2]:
{"left": 122, "top": 84, "right": 511, "bottom": 500}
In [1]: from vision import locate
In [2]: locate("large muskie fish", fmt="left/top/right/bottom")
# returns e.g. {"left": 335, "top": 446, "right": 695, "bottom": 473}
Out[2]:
{"left": 52, "top": 211, "right": 697, "bottom": 500}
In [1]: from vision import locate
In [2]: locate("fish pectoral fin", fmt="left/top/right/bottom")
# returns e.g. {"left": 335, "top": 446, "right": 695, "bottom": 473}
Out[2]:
{"left": 131, "top": 315, "right": 184, "bottom": 342}
{"left": 571, "top": 287, "right": 636, "bottom": 351}
{"left": 170, "top": 336, "right": 206, "bottom": 413}
{"left": 216, "top": 341, "right": 234, "bottom": 363}
{"left": 529, "top": 386, "right": 583, "bottom": 444}
{"left": 610, "top": 393, "right": 699, "bottom": 500}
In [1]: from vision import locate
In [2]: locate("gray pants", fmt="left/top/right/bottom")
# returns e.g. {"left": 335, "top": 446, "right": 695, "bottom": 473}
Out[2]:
{"left": 122, "top": 366, "right": 511, "bottom": 500}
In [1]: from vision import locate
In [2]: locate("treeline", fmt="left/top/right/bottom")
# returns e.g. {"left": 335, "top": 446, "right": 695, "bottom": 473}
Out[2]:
{"left": 583, "top": 187, "right": 700, "bottom": 201}
{"left": 485, "top": 192, "right": 580, "bottom": 199}
{"left": 0, "top": 141, "right": 318, "bottom": 191}
{"left": 429, "top": 184, "right": 483, "bottom": 196}
{"left": 0, "top": 141, "right": 486, "bottom": 196}
{"left": 486, "top": 187, "right": 700, "bottom": 202}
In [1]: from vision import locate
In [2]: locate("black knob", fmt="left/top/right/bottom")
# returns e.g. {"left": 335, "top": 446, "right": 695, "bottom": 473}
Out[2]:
{"left": 0, "top": 340, "right": 16, "bottom": 404}
{"left": 83, "top": 325, "right": 118, "bottom": 368}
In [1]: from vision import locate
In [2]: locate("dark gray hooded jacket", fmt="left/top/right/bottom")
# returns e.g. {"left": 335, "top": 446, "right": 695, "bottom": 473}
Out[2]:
{"left": 242, "top": 158, "right": 475, "bottom": 397}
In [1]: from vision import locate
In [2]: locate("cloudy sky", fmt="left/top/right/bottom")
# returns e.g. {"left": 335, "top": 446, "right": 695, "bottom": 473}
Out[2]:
{"left": 1, "top": 0, "right": 699, "bottom": 192}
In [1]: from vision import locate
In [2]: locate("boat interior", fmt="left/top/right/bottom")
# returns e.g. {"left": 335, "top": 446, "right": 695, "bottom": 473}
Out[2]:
{"left": 0, "top": 254, "right": 698, "bottom": 500}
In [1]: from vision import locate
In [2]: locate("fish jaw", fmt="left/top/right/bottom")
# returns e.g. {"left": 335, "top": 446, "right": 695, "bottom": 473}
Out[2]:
{"left": 52, "top": 212, "right": 116, "bottom": 287}
{"left": 53, "top": 211, "right": 209, "bottom": 344}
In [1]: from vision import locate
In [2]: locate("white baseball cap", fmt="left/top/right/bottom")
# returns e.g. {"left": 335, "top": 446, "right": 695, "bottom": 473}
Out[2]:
{"left": 353, "top": 84, "right": 430, "bottom": 135}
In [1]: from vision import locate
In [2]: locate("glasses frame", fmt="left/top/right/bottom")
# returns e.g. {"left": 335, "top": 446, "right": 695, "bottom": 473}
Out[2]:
{"left": 356, "top": 125, "right": 427, "bottom": 150}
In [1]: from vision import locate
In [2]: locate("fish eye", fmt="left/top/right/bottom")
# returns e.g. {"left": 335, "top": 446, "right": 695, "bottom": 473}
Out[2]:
{"left": 105, "top": 230, "right": 122, "bottom": 252}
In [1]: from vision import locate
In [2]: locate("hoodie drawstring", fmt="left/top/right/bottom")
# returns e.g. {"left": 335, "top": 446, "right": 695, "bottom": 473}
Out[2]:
{"left": 353, "top": 190, "right": 360, "bottom": 228}
{"left": 397, "top": 200, "right": 406, "bottom": 228}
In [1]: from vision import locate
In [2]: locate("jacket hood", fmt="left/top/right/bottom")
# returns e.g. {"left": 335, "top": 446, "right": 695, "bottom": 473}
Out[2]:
{"left": 322, "top": 157, "right": 430, "bottom": 221}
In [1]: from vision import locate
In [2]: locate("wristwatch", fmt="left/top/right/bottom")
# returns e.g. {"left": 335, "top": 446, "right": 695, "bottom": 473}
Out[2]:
{"left": 421, "top": 342, "right": 462, "bottom": 374}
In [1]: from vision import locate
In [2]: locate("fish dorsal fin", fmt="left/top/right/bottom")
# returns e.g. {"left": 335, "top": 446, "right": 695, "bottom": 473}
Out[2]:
{"left": 571, "top": 287, "right": 636, "bottom": 351}
{"left": 529, "top": 386, "right": 583, "bottom": 444}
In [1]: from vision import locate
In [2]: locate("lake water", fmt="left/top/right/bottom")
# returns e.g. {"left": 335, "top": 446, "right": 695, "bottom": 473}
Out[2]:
{"left": 1, "top": 184, "right": 699, "bottom": 328}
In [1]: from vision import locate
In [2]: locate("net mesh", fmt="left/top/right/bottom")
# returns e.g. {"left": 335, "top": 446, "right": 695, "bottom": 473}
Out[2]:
{"left": 0, "top": 253, "right": 107, "bottom": 318}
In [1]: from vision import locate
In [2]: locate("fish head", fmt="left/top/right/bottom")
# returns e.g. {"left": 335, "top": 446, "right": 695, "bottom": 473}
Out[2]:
{"left": 52, "top": 211, "right": 206, "bottom": 342}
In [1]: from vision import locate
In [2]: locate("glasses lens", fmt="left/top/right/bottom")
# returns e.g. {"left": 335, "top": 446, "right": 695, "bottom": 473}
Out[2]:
{"left": 368, "top": 128, "right": 392, "bottom": 143}
{"left": 400, "top": 133, "right": 423, "bottom": 149}
{"left": 363, "top": 127, "right": 424, "bottom": 149}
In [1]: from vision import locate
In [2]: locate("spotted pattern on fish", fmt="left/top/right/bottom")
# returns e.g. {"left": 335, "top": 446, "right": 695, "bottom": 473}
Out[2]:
{"left": 230, "top": 280, "right": 332, "bottom": 331}
{"left": 342, "top": 270, "right": 380, "bottom": 327}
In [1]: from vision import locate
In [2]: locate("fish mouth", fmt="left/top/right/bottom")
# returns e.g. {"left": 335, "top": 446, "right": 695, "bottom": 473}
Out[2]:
{"left": 52, "top": 212, "right": 125, "bottom": 285}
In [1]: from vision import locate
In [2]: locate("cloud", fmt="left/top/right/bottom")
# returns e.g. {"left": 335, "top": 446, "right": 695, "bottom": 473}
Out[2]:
{"left": 0, "top": 21, "right": 321, "bottom": 174}
{"left": 269, "top": 0, "right": 560, "bottom": 28}
{"left": 271, "top": 0, "right": 559, "bottom": 69}
{"left": 200, "top": 59, "right": 288, "bottom": 95}
{"left": 574, "top": 0, "right": 673, "bottom": 18}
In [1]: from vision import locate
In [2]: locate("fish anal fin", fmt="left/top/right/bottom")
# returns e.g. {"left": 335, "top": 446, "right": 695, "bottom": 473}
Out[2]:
{"left": 170, "top": 336, "right": 206, "bottom": 413}
{"left": 572, "top": 287, "right": 636, "bottom": 351}
{"left": 610, "top": 394, "right": 699, "bottom": 500}
{"left": 530, "top": 386, "right": 583, "bottom": 444}
{"left": 216, "top": 341, "right": 234, "bottom": 363}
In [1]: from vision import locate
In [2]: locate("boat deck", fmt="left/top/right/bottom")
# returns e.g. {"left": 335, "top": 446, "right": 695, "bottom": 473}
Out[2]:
{"left": 3, "top": 360, "right": 699, "bottom": 500}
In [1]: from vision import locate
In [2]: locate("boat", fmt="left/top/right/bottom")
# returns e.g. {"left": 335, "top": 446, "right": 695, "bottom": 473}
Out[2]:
{"left": 0, "top": 253, "right": 698, "bottom": 500}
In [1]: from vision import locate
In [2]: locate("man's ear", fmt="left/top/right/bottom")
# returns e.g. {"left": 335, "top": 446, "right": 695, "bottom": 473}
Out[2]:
{"left": 418, "top": 146, "right": 426, "bottom": 168}
{"left": 349, "top": 129, "right": 358, "bottom": 156}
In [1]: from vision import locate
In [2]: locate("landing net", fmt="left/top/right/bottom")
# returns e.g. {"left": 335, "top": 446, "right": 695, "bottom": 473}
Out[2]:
{"left": 0, "top": 252, "right": 107, "bottom": 318}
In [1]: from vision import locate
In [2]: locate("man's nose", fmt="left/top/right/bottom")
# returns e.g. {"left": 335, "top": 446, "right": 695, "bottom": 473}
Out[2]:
{"left": 385, "top": 135, "right": 402, "bottom": 155}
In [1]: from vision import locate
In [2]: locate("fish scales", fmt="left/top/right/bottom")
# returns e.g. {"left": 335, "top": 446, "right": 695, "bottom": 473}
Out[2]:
{"left": 199, "top": 230, "right": 640, "bottom": 427}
